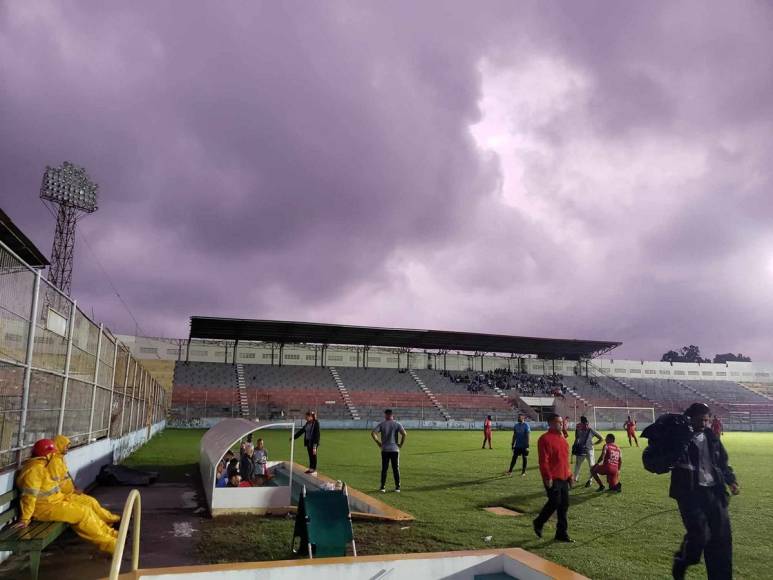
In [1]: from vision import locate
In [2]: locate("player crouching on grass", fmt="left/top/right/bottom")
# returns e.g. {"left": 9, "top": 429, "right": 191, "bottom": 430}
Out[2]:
{"left": 590, "top": 434, "right": 622, "bottom": 492}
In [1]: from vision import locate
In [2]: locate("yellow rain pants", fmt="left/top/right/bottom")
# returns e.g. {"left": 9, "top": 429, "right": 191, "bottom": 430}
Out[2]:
{"left": 17, "top": 457, "right": 117, "bottom": 554}
{"left": 50, "top": 435, "right": 121, "bottom": 524}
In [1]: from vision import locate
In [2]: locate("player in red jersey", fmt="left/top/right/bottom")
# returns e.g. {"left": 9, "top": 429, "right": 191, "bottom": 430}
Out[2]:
{"left": 623, "top": 415, "right": 638, "bottom": 447}
{"left": 482, "top": 415, "right": 493, "bottom": 449}
{"left": 711, "top": 415, "right": 723, "bottom": 438}
{"left": 591, "top": 434, "right": 622, "bottom": 492}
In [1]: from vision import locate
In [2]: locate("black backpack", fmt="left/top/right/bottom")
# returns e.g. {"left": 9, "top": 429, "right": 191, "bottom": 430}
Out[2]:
{"left": 641, "top": 413, "right": 692, "bottom": 474}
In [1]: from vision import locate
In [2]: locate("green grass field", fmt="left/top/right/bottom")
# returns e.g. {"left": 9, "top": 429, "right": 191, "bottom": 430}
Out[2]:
{"left": 125, "top": 428, "right": 773, "bottom": 579}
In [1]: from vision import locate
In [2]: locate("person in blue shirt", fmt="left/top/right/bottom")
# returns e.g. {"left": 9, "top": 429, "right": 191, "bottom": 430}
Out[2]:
{"left": 215, "top": 462, "right": 229, "bottom": 488}
{"left": 505, "top": 413, "right": 531, "bottom": 476}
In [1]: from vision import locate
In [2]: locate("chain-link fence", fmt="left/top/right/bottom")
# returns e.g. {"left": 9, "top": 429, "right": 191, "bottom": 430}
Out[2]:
{"left": 0, "top": 239, "right": 167, "bottom": 470}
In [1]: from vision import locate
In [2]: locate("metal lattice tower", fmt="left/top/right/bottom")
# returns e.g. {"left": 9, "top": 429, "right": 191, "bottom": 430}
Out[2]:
{"left": 40, "top": 162, "right": 98, "bottom": 296}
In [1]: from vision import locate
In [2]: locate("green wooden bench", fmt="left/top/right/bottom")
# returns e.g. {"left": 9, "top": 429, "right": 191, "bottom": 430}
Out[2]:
{"left": 0, "top": 489, "right": 69, "bottom": 580}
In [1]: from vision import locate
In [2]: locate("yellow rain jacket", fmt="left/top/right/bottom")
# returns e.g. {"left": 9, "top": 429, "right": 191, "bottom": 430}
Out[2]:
{"left": 17, "top": 453, "right": 117, "bottom": 554}
{"left": 49, "top": 435, "right": 121, "bottom": 524}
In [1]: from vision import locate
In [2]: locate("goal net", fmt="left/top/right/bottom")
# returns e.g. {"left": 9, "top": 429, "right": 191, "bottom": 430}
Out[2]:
{"left": 592, "top": 407, "right": 655, "bottom": 430}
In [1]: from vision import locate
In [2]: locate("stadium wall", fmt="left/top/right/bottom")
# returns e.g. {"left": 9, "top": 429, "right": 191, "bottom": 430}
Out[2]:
{"left": 120, "top": 335, "right": 773, "bottom": 383}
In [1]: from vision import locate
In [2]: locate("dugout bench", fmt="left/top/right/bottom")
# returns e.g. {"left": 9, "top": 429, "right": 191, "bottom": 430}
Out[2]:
{"left": 0, "top": 489, "right": 69, "bottom": 580}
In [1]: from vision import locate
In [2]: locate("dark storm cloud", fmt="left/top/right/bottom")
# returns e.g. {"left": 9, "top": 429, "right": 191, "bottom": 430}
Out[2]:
{"left": 1, "top": 1, "right": 772, "bottom": 361}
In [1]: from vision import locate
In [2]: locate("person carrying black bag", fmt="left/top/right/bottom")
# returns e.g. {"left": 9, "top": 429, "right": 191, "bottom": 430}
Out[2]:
{"left": 670, "top": 403, "right": 740, "bottom": 580}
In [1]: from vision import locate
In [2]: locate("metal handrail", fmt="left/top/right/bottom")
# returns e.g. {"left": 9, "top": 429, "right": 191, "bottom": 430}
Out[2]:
{"left": 109, "top": 488, "right": 141, "bottom": 580}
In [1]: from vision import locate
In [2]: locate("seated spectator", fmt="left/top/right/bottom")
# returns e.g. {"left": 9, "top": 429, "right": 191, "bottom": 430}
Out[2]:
{"left": 215, "top": 463, "right": 229, "bottom": 487}
{"left": 220, "top": 450, "right": 235, "bottom": 471}
{"left": 227, "top": 469, "right": 252, "bottom": 487}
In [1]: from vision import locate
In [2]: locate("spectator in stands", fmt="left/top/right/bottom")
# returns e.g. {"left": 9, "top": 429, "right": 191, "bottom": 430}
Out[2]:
{"left": 240, "top": 443, "right": 257, "bottom": 483}
{"left": 572, "top": 416, "right": 602, "bottom": 487}
{"left": 372, "top": 409, "right": 407, "bottom": 493}
{"left": 671, "top": 403, "right": 739, "bottom": 580}
{"left": 294, "top": 411, "right": 321, "bottom": 475}
{"left": 482, "top": 415, "right": 493, "bottom": 449}
{"left": 533, "top": 413, "right": 573, "bottom": 542}
{"left": 711, "top": 415, "right": 723, "bottom": 439}
{"left": 506, "top": 413, "right": 530, "bottom": 476}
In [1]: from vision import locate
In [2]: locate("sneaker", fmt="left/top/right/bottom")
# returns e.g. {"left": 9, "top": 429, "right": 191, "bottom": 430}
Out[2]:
{"left": 584, "top": 480, "right": 592, "bottom": 488}
{"left": 532, "top": 519, "right": 543, "bottom": 538}
{"left": 614, "top": 483, "right": 622, "bottom": 493}
{"left": 379, "top": 488, "right": 386, "bottom": 493}
{"left": 304, "top": 469, "right": 313, "bottom": 474}
{"left": 310, "top": 471, "right": 318, "bottom": 477}
{"left": 504, "top": 471, "right": 513, "bottom": 476}
{"left": 555, "top": 535, "right": 575, "bottom": 543}
{"left": 596, "top": 485, "right": 605, "bottom": 492}
{"left": 521, "top": 472, "right": 527, "bottom": 477}
{"left": 395, "top": 488, "right": 401, "bottom": 493}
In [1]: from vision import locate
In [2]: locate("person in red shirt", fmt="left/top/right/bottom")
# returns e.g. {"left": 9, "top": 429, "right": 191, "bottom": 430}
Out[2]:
{"left": 623, "top": 416, "right": 639, "bottom": 447}
{"left": 533, "top": 413, "right": 574, "bottom": 543}
{"left": 591, "top": 434, "right": 622, "bottom": 492}
{"left": 711, "top": 415, "right": 723, "bottom": 438}
{"left": 482, "top": 415, "right": 493, "bottom": 449}
{"left": 561, "top": 416, "right": 570, "bottom": 439}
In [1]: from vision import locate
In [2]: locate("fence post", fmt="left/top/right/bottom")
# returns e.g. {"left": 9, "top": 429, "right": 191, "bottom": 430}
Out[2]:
{"left": 57, "top": 299, "right": 77, "bottom": 435}
{"left": 120, "top": 353, "right": 130, "bottom": 437}
{"left": 107, "top": 338, "right": 118, "bottom": 437}
{"left": 17, "top": 270, "right": 41, "bottom": 462}
{"left": 88, "top": 323, "right": 104, "bottom": 441}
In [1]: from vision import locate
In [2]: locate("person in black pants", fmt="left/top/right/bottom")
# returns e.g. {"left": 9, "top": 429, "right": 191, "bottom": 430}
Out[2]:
{"left": 371, "top": 409, "right": 407, "bottom": 493}
{"left": 533, "top": 413, "right": 574, "bottom": 542}
{"left": 671, "top": 403, "right": 739, "bottom": 580}
{"left": 294, "top": 411, "right": 321, "bottom": 474}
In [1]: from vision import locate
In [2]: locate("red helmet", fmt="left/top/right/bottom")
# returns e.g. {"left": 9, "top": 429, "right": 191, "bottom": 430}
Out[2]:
{"left": 32, "top": 439, "right": 56, "bottom": 457}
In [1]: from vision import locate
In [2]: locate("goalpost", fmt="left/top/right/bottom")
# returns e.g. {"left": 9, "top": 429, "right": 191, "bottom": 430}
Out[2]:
{"left": 592, "top": 407, "right": 655, "bottom": 431}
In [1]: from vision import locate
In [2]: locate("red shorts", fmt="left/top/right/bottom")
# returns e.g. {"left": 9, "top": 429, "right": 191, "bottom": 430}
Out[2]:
{"left": 594, "top": 463, "right": 619, "bottom": 487}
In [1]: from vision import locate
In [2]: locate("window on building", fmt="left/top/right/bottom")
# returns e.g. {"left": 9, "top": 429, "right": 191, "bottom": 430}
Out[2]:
{"left": 659, "top": 370, "right": 671, "bottom": 375}
{"left": 241, "top": 353, "right": 256, "bottom": 359}
{"left": 368, "top": 357, "right": 382, "bottom": 362}
{"left": 701, "top": 372, "right": 713, "bottom": 376}
{"left": 306, "top": 355, "right": 316, "bottom": 360}
{"left": 614, "top": 369, "right": 626, "bottom": 373}
{"left": 166, "top": 348, "right": 178, "bottom": 355}
{"left": 644, "top": 370, "right": 656, "bottom": 374}
{"left": 674, "top": 370, "right": 685, "bottom": 375}
{"left": 190, "top": 349, "right": 207, "bottom": 356}
{"left": 688, "top": 371, "right": 699, "bottom": 375}
{"left": 285, "top": 354, "right": 300, "bottom": 360}
{"left": 629, "top": 369, "right": 641, "bottom": 374}
{"left": 140, "top": 347, "right": 158, "bottom": 354}
{"left": 716, "top": 372, "right": 726, "bottom": 376}
{"left": 386, "top": 357, "right": 398, "bottom": 363}
{"left": 262, "top": 353, "right": 272, "bottom": 359}
{"left": 329, "top": 355, "right": 343, "bottom": 361}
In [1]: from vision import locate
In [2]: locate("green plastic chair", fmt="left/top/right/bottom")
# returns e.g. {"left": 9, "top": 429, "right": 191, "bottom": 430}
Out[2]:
{"left": 292, "top": 483, "right": 356, "bottom": 558}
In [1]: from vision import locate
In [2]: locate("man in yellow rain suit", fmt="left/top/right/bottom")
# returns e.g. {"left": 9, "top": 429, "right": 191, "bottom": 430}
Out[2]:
{"left": 14, "top": 439, "right": 117, "bottom": 554}
{"left": 49, "top": 435, "right": 121, "bottom": 524}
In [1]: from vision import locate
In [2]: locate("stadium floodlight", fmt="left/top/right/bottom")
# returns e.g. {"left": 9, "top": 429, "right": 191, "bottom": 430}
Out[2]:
{"left": 39, "top": 161, "right": 99, "bottom": 296}
{"left": 40, "top": 161, "right": 98, "bottom": 212}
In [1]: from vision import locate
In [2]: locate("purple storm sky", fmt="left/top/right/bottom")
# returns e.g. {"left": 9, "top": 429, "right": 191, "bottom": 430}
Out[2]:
{"left": 2, "top": 1, "right": 772, "bottom": 360}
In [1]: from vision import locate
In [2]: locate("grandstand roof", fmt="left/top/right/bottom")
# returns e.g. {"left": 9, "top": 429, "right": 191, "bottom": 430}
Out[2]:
{"left": 0, "top": 208, "right": 49, "bottom": 268}
{"left": 189, "top": 317, "right": 621, "bottom": 359}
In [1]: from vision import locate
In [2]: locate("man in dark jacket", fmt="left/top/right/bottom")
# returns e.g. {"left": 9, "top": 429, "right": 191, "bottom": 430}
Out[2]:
{"left": 294, "top": 411, "right": 321, "bottom": 475}
{"left": 671, "top": 403, "right": 740, "bottom": 580}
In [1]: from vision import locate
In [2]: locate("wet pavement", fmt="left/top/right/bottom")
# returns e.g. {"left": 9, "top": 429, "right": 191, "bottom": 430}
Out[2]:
{"left": 0, "top": 464, "right": 208, "bottom": 580}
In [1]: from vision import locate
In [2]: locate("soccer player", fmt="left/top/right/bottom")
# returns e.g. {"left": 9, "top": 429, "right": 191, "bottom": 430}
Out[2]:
{"left": 371, "top": 409, "right": 407, "bottom": 493}
{"left": 624, "top": 415, "right": 639, "bottom": 447}
{"left": 711, "top": 415, "right": 723, "bottom": 438}
{"left": 591, "top": 434, "right": 622, "bottom": 492}
{"left": 532, "top": 413, "right": 574, "bottom": 542}
{"left": 482, "top": 415, "right": 493, "bottom": 449}
{"left": 505, "top": 413, "right": 530, "bottom": 476}
{"left": 572, "top": 416, "right": 603, "bottom": 487}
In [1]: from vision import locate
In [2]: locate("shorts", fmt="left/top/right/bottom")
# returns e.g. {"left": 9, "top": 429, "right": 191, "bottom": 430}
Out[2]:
{"left": 512, "top": 447, "right": 529, "bottom": 457}
{"left": 594, "top": 463, "right": 619, "bottom": 487}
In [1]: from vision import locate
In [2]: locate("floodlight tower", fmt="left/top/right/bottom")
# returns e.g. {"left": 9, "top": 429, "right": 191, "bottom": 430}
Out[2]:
{"left": 39, "top": 162, "right": 98, "bottom": 296}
